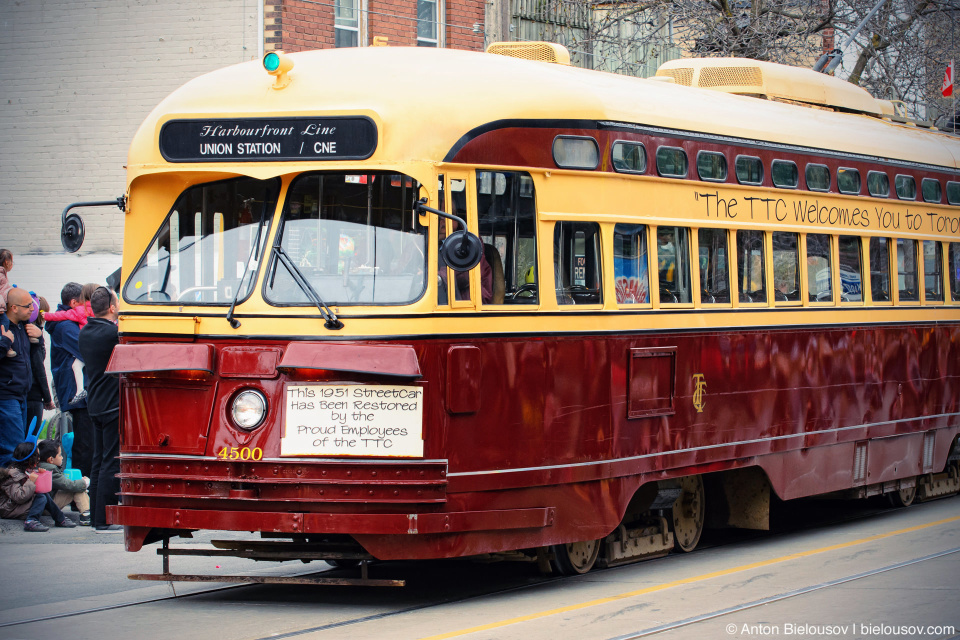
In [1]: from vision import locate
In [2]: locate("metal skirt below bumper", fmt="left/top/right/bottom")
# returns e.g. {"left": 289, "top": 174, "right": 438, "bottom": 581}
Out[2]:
{"left": 107, "top": 505, "right": 556, "bottom": 535}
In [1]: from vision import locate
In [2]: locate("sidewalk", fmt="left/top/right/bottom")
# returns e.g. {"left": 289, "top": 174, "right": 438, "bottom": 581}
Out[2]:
{"left": 0, "top": 515, "right": 329, "bottom": 625}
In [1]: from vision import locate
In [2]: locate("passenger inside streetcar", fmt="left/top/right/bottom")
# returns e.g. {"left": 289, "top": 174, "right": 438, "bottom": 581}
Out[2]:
{"left": 475, "top": 171, "right": 538, "bottom": 304}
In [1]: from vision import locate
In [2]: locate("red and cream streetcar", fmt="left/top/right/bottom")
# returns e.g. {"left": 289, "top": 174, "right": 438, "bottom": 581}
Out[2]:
{"left": 96, "top": 43, "right": 960, "bottom": 584}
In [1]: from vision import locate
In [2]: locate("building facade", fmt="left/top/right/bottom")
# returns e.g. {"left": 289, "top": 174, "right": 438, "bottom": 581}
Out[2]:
{"left": 265, "top": 0, "right": 486, "bottom": 51}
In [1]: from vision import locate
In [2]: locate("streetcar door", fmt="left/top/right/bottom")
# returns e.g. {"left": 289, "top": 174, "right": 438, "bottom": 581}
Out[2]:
{"left": 437, "top": 171, "right": 477, "bottom": 309}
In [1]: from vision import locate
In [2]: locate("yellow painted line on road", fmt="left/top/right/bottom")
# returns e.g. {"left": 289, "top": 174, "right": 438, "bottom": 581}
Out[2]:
{"left": 419, "top": 514, "right": 960, "bottom": 640}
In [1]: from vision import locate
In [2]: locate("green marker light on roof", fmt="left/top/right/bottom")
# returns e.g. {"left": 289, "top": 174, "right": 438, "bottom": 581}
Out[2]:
{"left": 263, "top": 52, "right": 280, "bottom": 72}
{"left": 262, "top": 51, "right": 294, "bottom": 89}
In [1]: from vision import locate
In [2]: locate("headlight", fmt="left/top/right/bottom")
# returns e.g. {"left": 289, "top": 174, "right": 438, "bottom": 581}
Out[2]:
{"left": 231, "top": 390, "right": 267, "bottom": 430}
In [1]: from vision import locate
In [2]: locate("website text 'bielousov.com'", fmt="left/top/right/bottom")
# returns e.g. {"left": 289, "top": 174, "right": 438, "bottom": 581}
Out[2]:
{"left": 727, "top": 622, "right": 956, "bottom": 637}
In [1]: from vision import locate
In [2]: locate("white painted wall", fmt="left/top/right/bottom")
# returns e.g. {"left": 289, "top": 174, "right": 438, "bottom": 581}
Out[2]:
{"left": 6, "top": 253, "right": 121, "bottom": 308}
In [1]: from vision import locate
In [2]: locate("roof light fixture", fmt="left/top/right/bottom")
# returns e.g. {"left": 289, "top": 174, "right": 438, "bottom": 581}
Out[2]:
{"left": 263, "top": 51, "right": 293, "bottom": 90}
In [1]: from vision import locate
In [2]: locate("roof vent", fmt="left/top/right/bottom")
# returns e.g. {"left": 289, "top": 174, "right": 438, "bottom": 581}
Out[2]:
{"left": 698, "top": 66, "right": 763, "bottom": 90}
{"left": 487, "top": 42, "right": 571, "bottom": 65}
{"left": 656, "top": 67, "right": 693, "bottom": 87}
{"left": 656, "top": 57, "right": 887, "bottom": 116}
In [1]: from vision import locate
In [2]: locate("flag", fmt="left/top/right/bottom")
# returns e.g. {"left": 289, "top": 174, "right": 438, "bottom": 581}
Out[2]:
{"left": 943, "top": 60, "right": 954, "bottom": 97}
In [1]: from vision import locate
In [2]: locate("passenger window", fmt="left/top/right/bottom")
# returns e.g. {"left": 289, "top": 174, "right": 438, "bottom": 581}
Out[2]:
{"left": 923, "top": 241, "right": 943, "bottom": 302}
{"left": 697, "top": 152, "right": 727, "bottom": 182}
{"left": 697, "top": 228, "right": 730, "bottom": 304}
{"left": 656, "top": 147, "right": 688, "bottom": 178}
{"left": 772, "top": 232, "right": 800, "bottom": 302}
{"left": 614, "top": 224, "right": 650, "bottom": 304}
{"left": 554, "top": 222, "right": 602, "bottom": 305}
{"left": 476, "top": 171, "right": 537, "bottom": 305}
{"left": 805, "top": 164, "right": 830, "bottom": 192}
{"left": 838, "top": 236, "right": 863, "bottom": 302}
{"left": 837, "top": 168, "right": 861, "bottom": 195}
{"left": 897, "top": 238, "right": 919, "bottom": 302}
{"left": 867, "top": 171, "right": 890, "bottom": 198}
{"left": 265, "top": 172, "right": 432, "bottom": 307}
{"left": 947, "top": 181, "right": 960, "bottom": 206}
{"left": 771, "top": 160, "right": 799, "bottom": 189}
{"left": 553, "top": 136, "right": 599, "bottom": 170}
{"left": 656, "top": 226, "right": 692, "bottom": 303}
{"left": 895, "top": 175, "right": 917, "bottom": 200}
{"left": 735, "top": 155, "right": 763, "bottom": 185}
{"left": 950, "top": 243, "right": 960, "bottom": 301}
{"left": 922, "top": 178, "right": 942, "bottom": 204}
{"left": 736, "top": 230, "right": 766, "bottom": 303}
{"left": 129, "top": 176, "right": 280, "bottom": 305}
{"left": 807, "top": 233, "right": 833, "bottom": 303}
{"left": 869, "top": 238, "right": 891, "bottom": 303}
{"left": 611, "top": 142, "right": 646, "bottom": 174}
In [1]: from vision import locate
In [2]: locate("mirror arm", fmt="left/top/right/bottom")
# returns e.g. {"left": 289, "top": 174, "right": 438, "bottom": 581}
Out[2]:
{"left": 60, "top": 196, "right": 126, "bottom": 227}
{"left": 416, "top": 198, "right": 471, "bottom": 259}
{"left": 59, "top": 197, "right": 126, "bottom": 253}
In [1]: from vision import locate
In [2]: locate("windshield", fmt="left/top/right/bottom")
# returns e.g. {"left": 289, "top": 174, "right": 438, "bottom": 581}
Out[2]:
{"left": 124, "top": 177, "right": 279, "bottom": 304}
{"left": 264, "top": 172, "right": 426, "bottom": 306}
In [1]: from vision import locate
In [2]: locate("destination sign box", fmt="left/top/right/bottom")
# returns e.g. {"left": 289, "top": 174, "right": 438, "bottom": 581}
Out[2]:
{"left": 281, "top": 384, "right": 424, "bottom": 458}
{"left": 159, "top": 117, "right": 377, "bottom": 162}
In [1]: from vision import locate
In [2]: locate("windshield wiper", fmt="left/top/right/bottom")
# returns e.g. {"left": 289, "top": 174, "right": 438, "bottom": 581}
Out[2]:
{"left": 272, "top": 246, "right": 344, "bottom": 330}
{"left": 226, "top": 199, "right": 268, "bottom": 329}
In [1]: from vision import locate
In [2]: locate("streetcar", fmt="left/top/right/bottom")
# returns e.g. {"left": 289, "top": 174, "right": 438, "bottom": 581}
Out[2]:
{"left": 97, "top": 43, "right": 960, "bottom": 584}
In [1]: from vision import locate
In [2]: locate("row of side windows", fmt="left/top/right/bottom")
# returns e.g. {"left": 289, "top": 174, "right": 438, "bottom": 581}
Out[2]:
{"left": 451, "top": 169, "right": 960, "bottom": 309}
{"left": 553, "top": 222, "right": 960, "bottom": 308}
{"left": 575, "top": 137, "right": 960, "bottom": 205}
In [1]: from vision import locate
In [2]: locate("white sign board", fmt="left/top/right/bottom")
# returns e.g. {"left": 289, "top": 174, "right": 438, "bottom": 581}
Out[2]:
{"left": 281, "top": 384, "right": 424, "bottom": 457}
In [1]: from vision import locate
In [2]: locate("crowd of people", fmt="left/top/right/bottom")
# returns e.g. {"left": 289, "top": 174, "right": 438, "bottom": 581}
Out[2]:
{"left": 0, "top": 249, "right": 123, "bottom": 533}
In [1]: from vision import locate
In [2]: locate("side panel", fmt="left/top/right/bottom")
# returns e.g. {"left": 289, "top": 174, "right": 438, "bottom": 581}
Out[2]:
{"left": 112, "top": 321, "right": 960, "bottom": 558}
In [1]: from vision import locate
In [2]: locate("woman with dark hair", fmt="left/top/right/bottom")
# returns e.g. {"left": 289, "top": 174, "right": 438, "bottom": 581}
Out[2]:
{"left": 0, "top": 441, "right": 76, "bottom": 531}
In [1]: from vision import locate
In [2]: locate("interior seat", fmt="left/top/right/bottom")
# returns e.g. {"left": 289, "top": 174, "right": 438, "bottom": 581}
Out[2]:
{"left": 483, "top": 243, "right": 505, "bottom": 304}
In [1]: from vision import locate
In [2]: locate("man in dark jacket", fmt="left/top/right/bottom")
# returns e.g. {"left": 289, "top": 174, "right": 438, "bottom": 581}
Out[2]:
{"left": 0, "top": 288, "right": 42, "bottom": 467}
{"left": 46, "top": 282, "right": 93, "bottom": 477}
{"left": 79, "top": 287, "right": 122, "bottom": 532}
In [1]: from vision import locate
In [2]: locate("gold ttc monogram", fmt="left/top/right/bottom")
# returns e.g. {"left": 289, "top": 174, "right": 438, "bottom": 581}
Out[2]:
{"left": 692, "top": 374, "right": 706, "bottom": 413}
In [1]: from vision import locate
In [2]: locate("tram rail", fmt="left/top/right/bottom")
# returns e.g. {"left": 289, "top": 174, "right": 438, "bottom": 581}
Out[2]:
{"left": 4, "top": 495, "right": 955, "bottom": 635}
{"left": 607, "top": 547, "right": 960, "bottom": 639}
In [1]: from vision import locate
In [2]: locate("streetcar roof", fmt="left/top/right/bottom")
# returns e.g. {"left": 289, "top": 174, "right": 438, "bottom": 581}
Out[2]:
{"left": 128, "top": 46, "right": 960, "bottom": 179}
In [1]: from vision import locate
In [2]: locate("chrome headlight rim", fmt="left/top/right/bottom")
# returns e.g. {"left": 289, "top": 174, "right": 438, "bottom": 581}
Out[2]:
{"left": 231, "top": 389, "right": 267, "bottom": 431}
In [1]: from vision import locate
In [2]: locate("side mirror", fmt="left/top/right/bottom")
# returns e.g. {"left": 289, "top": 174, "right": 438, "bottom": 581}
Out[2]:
{"left": 440, "top": 230, "right": 483, "bottom": 271}
{"left": 60, "top": 197, "right": 126, "bottom": 253}
{"left": 61, "top": 213, "right": 85, "bottom": 253}
{"left": 416, "top": 198, "right": 483, "bottom": 272}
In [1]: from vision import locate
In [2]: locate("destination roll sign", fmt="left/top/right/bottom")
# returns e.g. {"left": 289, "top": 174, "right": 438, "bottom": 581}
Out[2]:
{"left": 159, "top": 116, "right": 377, "bottom": 162}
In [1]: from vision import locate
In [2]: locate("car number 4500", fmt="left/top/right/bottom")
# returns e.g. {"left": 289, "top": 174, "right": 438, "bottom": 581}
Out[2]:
{"left": 217, "top": 446, "right": 263, "bottom": 461}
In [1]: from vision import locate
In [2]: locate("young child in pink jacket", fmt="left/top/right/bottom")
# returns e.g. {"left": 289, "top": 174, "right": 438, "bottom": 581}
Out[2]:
{"left": 42, "top": 282, "right": 96, "bottom": 328}
{"left": 0, "top": 249, "right": 13, "bottom": 315}
{"left": 1, "top": 249, "right": 15, "bottom": 358}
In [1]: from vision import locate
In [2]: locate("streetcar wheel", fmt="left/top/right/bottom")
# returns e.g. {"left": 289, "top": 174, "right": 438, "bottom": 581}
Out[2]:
{"left": 550, "top": 539, "right": 601, "bottom": 575}
{"left": 887, "top": 481, "right": 917, "bottom": 508}
{"left": 672, "top": 475, "right": 705, "bottom": 553}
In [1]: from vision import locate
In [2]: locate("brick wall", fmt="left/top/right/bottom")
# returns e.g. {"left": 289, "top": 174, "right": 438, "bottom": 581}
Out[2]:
{"left": 445, "top": 0, "right": 485, "bottom": 50}
{"left": 369, "top": 0, "right": 417, "bottom": 46}
{"left": 265, "top": 0, "right": 335, "bottom": 51}
{"left": 0, "top": 0, "right": 261, "bottom": 256}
